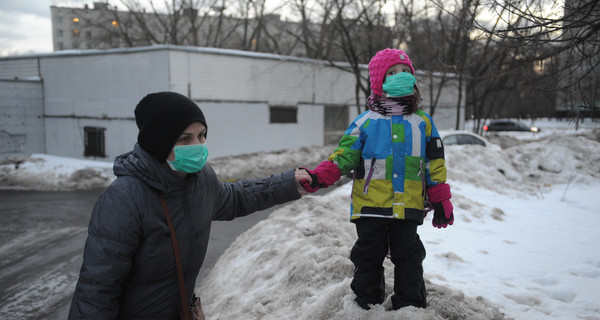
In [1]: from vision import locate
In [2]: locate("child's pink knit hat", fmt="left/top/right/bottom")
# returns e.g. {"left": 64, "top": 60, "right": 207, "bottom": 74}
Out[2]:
{"left": 368, "top": 48, "right": 415, "bottom": 95}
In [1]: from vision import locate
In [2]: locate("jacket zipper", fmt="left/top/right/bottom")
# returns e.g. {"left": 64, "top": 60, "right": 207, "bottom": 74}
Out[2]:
{"left": 363, "top": 157, "right": 376, "bottom": 194}
{"left": 418, "top": 160, "right": 430, "bottom": 209}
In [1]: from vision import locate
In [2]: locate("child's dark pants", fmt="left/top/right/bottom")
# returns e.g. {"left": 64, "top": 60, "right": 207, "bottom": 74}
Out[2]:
{"left": 350, "top": 218, "right": 427, "bottom": 309}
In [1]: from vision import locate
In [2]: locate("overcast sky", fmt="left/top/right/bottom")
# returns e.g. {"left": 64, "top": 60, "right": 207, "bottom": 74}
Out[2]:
{"left": 0, "top": 1, "right": 518, "bottom": 58}
{"left": 0, "top": 0, "right": 55, "bottom": 56}
{"left": 0, "top": 1, "right": 97, "bottom": 56}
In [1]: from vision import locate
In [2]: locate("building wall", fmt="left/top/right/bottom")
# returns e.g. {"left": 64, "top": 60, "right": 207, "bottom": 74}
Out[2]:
{"left": 167, "top": 49, "right": 357, "bottom": 105}
{"left": 166, "top": 48, "right": 354, "bottom": 157}
{"left": 0, "top": 46, "right": 464, "bottom": 162}
{"left": 0, "top": 57, "right": 41, "bottom": 79}
{"left": 39, "top": 49, "right": 171, "bottom": 159}
{"left": 200, "top": 102, "right": 324, "bottom": 158}
{"left": 0, "top": 79, "right": 45, "bottom": 155}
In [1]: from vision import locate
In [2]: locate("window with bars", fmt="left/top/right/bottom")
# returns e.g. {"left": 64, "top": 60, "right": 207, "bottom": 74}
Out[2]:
{"left": 84, "top": 126, "right": 106, "bottom": 157}
{"left": 269, "top": 106, "right": 297, "bottom": 123}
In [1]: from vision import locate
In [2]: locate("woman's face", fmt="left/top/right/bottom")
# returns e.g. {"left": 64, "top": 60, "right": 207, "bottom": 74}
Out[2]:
{"left": 166, "top": 122, "right": 207, "bottom": 162}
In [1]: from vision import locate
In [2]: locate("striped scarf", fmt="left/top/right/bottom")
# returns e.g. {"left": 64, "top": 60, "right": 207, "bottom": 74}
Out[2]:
{"left": 367, "top": 94, "right": 420, "bottom": 116}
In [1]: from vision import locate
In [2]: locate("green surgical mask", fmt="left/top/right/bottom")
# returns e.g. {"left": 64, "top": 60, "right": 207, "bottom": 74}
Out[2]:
{"left": 382, "top": 72, "right": 417, "bottom": 97}
{"left": 167, "top": 144, "right": 209, "bottom": 173}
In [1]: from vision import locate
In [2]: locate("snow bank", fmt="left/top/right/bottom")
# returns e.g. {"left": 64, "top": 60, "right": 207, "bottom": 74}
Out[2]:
{"left": 0, "top": 154, "right": 113, "bottom": 191}
{"left": 200, "top": 185, "right": 507, "bottom": 320}
{"left": 200, "top": 127, "right": 600, "bottom": 320}
{"left": 2, "top": 123, "right": 600, "bottom": 319}
{"left": 0, "top": 146, "right": 333, "bottom": 190}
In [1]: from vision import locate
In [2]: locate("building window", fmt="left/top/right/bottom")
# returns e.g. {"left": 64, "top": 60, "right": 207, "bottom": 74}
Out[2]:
{"left": 72, "top": 29, "right": 80, "bottom": 37}
{"left": 57, "top": 29, "right": 63, "bottom": 37}
{"left": 269, "top": 106, "right": 297, "bottom": 123}
{"left": 84, "top": 127, "right": 106, "bottom": 157}
{"left": 56, "top": 16, "right": 63, "bottom": 24}
{"left": 57, "top": 42, "right": 64, "bottom": 50}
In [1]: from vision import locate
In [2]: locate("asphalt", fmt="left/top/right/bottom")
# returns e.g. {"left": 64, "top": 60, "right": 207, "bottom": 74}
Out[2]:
{"left": 0, "top": 183, "right": 340, "bottom": 319}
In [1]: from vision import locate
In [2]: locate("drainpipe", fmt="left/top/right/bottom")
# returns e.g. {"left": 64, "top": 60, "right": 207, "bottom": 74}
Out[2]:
{"left": 37, "top": 57, "right": 47, "bottom": 154}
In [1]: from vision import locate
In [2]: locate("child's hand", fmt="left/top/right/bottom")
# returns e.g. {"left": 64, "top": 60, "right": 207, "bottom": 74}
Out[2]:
{"left": 426, "top": 183, "right": 454, "bottom": 228}
{"left": 299, "top": 161, "right": 342, "bottom": 193}
{"left": 432, "top": 201, "right": 454, "bottom": 228}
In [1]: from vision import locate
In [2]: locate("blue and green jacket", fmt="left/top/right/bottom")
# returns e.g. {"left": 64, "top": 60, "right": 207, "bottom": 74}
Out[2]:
{"left": 329, "top": 109, "right": 446, "bottom": 223}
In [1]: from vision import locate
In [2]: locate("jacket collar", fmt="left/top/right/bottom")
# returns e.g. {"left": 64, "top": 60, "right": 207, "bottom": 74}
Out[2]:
{"left": 113, "top": 144, "right": 197, "bottom": 193}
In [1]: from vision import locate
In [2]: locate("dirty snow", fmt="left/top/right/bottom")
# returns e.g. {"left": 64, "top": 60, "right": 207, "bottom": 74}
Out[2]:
{"left": 1, "top": 119, "right": 600, "bottom": 319}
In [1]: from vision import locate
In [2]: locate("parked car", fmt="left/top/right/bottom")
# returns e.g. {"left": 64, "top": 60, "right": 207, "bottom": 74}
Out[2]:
{"left": 440, "top": 130, "right": 501, "bottom": 151}
{"left": 483, "top": 120, "right": 540, "bottom": 132}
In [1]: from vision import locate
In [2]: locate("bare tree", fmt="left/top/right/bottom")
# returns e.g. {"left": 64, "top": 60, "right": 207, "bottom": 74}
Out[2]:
{"left": 287, "top": 0, "right": 396, "bottom": 112}
{"left": 476, "top": 0, "right": 600, "bottom": 120}
{"left": 72, "top": 0, "right": 292, "bottom": 54}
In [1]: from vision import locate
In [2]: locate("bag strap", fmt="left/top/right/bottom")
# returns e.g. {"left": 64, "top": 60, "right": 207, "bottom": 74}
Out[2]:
{"left": 159, "top": 195, "right": 192, "bottom": 320}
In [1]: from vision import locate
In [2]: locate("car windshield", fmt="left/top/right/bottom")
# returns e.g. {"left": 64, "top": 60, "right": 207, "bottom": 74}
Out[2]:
{"left": 443, "top": 134, "right": 485, "bottom": 147}
{"left": 515, "top": 122, "right": 530, "bottom": 130}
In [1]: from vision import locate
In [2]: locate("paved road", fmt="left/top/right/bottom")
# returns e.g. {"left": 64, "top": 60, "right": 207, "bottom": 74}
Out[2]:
{"left": 0, "top": 184, "right": 336, "bottom": 319}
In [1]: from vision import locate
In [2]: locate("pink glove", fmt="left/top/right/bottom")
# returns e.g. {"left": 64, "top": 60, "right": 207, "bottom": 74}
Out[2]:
{"left": 427, "top": 183, "right": 454, "bottom": 228}
{"left": 299, "top": 161, "right": 342, "bottom": 193}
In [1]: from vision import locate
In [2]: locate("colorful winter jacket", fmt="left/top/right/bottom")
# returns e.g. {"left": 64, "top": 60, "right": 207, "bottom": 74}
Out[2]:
{"left": 329, "top": 109, "right": 446, "bottom": 224}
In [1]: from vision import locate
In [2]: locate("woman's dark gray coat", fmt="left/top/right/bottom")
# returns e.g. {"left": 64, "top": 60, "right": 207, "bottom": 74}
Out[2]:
{"left": 68, "top": 144, "right": 300, "bottom": 319}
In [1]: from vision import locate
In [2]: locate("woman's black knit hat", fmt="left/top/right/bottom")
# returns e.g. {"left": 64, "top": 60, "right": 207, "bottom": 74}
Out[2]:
{"left": 135, "top": 91, "right": 207, "bottom": 161}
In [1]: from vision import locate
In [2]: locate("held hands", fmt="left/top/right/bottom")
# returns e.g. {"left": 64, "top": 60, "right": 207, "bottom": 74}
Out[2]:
{"left": 294, "top": 169, "right": 312, "bottom": 195}
{"left": 426, "top": 183, "right": 454, "bottom": 228}
{"left": 299, "top": 161, "right": 342, "bottom": 193}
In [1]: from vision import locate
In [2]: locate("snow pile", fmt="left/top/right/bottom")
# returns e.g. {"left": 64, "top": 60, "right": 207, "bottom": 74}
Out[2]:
{"left": 199, "top": 127, "right": 600, "bottom": 320}
{"left": 208, "top": 145, "right": 333, "bottom": 181}
{"left": 0, "top": 154, "right": 113, "bottom": 191}
{"left": 1, "top": 121, "right": 600, "bottom": 319}
{"left": 0, "top": 146, "right": 332, "bottom": 190}
{"left": 200, "top": 185, "right": 507, "bottom": 320}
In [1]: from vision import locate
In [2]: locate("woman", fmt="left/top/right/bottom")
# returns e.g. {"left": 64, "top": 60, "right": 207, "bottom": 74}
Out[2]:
{"left": 68, "top": 91, "right": 311, "bottom": 319}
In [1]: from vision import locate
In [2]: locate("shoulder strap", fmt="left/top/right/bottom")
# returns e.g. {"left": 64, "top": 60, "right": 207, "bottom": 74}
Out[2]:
{"left": 159, "top": 195, "right": 192, "bottom": 320}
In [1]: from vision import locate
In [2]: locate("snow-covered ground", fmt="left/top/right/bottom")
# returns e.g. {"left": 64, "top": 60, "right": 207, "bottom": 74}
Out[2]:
{"left": 1, "top": 118, "right": 599, "bottom": 319}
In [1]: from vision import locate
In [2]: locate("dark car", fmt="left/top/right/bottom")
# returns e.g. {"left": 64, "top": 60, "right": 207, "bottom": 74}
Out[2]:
{"left": 483, "top": 120, "right": 540, "bottom": 132}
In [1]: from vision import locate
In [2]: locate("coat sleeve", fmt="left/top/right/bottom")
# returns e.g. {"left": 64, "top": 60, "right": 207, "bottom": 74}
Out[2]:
{"left": 211, "top": 169, "right": 301, "bottom": 221}
{"left": 68, "top": 184, "right": 142, "bottom": 319}
{"left": 424, "top": 114, "right": 447, "bottom": 186}
{"left": 328, "top": 115, "right": 365, "bottom": 175}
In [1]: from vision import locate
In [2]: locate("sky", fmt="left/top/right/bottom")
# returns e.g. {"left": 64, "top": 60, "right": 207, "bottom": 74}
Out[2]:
{"left": 0, "top": 0, "right": 56, "bottom": 56}
{"left": 2, "top": 119, "right": 600, "bottom": 319}
{"left": 0, "top": 0, "right": 555, "bottom": 57}
{"left": 0, "top": 0, "right": 287, "bottom": 57}
{"left": 0, "top": 0, "right": 293, "bottom": 56}
{"left": 0, "top": 0, "right": 507, "bottom": 57}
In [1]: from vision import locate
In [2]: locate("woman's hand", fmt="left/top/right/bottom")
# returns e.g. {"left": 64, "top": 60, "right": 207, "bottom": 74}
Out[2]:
{"left": 294, "top": 168, "right": 312, "bottom": 195}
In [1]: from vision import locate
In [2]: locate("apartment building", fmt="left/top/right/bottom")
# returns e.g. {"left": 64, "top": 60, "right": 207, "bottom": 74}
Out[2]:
{"left": 50, "top": 2, "right": 304, "bottom": 56}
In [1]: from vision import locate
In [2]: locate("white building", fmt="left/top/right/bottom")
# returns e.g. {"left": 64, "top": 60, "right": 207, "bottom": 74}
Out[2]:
{"left": 0, "top": 45, "right": 464, "bottom": 162}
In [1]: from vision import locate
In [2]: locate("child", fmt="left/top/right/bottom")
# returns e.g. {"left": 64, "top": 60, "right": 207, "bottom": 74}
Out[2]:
{"left": 300, "top": 48, "right": 454, "bottom": 310}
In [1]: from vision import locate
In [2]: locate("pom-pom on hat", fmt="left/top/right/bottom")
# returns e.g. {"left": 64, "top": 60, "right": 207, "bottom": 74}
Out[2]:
{"left": 368, "top": 48, "right": 415, "bottom": 95}
{"left": 135, "top": 91, "right": 207, "bottom": 161}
